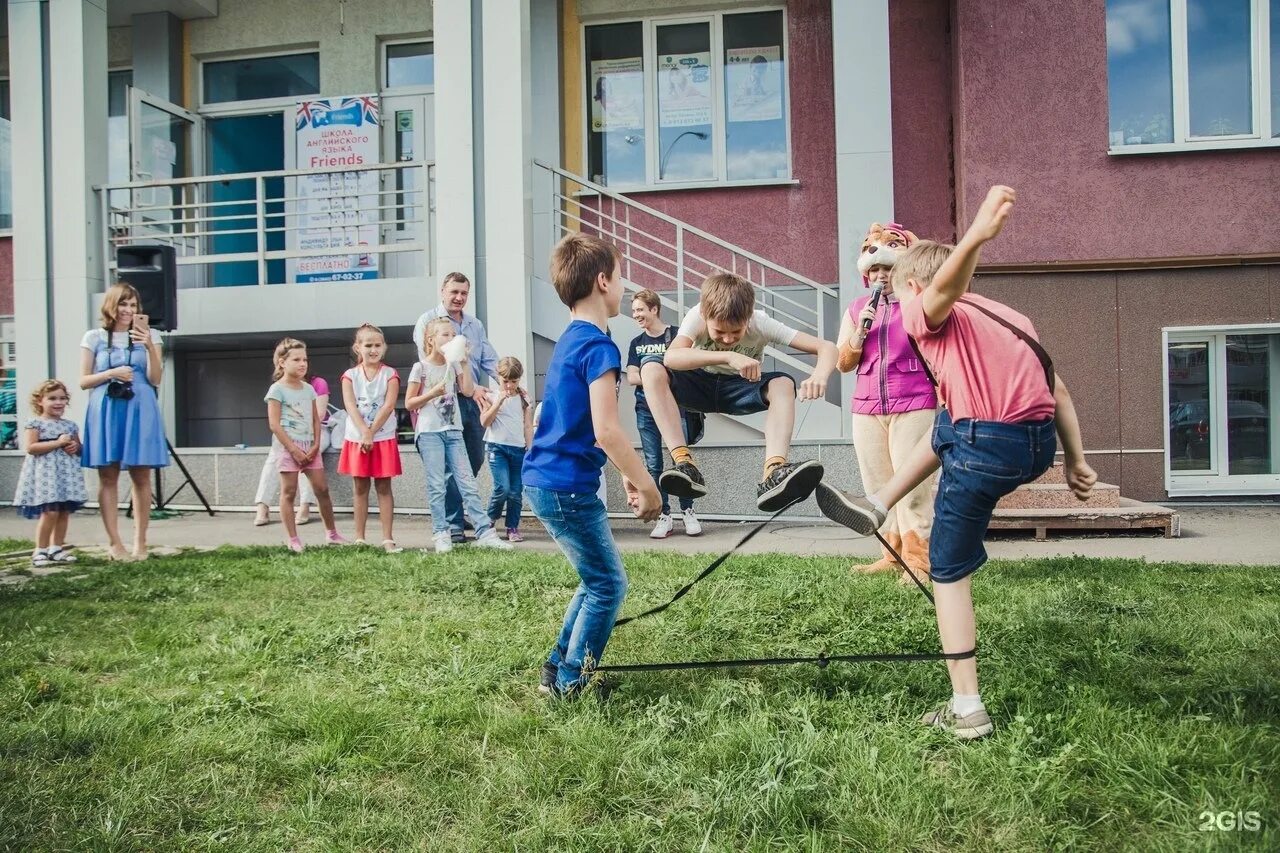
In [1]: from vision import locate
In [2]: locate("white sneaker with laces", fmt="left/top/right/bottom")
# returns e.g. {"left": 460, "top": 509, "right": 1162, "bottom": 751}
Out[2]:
{"left": 681, "top": 508, "right": 702, "bottom": 537}
{"left": 649, "top": 514, "right": 674, "bottom": 539}
{"left": 433, "top": 532, "right": 453, "bottom": 554}
{"left": 475, "top": 528, "right": 514, "bottom": 550}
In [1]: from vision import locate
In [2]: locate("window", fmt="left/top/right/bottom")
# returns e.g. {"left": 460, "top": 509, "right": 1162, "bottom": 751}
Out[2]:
{"left": 203, "top": 52, "right": 320, "bottom": 105}
{"left": 1107, "top": 0, "right": 1279, "bottom": 152}
{"left": 107, "top": 70, "right": 132, "bottom": 185}
{"left": 0, "top": 80, "right": 10, "bottom": 230}
{"left": 384, "top": 41, "right": 434, "bottom": 89}
{"left": 1164, "top": 326, "right": 1280, "bottom": 495}
{"left": 585, "top": 8, "right": 790, "bottom": 188}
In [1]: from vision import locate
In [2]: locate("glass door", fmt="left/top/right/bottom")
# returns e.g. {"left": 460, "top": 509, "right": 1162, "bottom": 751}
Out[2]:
{"left": 1165, "top": 328, "right": 1280, "bottom": 495}
{"left": 379, "top": 93, "right": 432, "bottom": 280}
{"left": 127, "top": 88, "right": 203, "bottom": 284}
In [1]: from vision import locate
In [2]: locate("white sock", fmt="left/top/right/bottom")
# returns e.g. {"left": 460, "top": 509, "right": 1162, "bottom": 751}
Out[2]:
{"left": 867, "top": 495, "right": 888, "bottom": 516}
{"left": 952, "top": 693, "right": 985, "bottom": 716}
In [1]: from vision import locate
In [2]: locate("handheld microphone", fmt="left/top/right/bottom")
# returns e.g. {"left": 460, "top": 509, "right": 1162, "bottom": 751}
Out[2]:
{"left": 862, "top": 284, "right": 884, "bottom": 332}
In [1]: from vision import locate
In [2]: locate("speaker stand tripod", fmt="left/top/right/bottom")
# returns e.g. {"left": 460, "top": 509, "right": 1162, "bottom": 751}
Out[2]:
{"left": 126, "top": 439, "right": 215, "bottom": 518}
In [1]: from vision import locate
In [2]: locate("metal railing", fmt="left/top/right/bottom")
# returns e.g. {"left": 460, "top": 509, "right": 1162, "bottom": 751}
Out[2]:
{"left": 532, "top": 160, "right": 840, "bottom": 380}
{"left": 95, "top": 161, "right": 435, "bottom": 288}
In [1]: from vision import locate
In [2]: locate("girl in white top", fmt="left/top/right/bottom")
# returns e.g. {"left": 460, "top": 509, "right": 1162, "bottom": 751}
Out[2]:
{"left": 337, "top": 323, "right": 404, "bottom": 553}
{"left": 406, "top": 318, "right": 512, "bottom": 554}
{"left": 479, "top": 356, "right": 534, "bottom": 542}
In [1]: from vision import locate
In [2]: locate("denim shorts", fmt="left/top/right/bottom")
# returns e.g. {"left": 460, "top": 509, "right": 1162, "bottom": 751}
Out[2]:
{"left": 666, "top": 368, "right": 795, "bottom": 417}
{"left": 929, "top": 408, "right": 1057, "bottom": 583}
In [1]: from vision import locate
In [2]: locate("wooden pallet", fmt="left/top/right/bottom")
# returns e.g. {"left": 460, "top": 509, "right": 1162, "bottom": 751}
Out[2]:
{"left": 989, "top": 498, "right": 1180, "bottom": 541}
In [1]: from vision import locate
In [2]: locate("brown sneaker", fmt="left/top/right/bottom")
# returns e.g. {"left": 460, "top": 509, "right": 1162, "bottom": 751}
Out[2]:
{"left": 920, "top": 701, "right": 994, "bottom": 740}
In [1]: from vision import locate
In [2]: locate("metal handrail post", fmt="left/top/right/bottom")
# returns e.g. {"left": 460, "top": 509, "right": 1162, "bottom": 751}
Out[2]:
{"left": 255, "top": 176, "right": 267, "bottom": 286}
{"left": 98, "top": 190, "right": 111, "bottom": 287}
{"left": 676, "top": 226, "right": 685, "bottom": 316}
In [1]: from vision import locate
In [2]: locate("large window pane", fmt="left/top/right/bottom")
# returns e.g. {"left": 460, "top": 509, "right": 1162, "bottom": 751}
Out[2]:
{"left": 1168, "top": 342, "right": 1213, "bottom": 471}
{"left": 203, "top": 53, "right": 320, "bottom": 104}
{"left": 1272, "top": 0, "right": 1280, "bottom": 138}
{"left": 1187, "top": 0, "right": 1253, "bottom": 137}
{"left": 1225, "top": 335, "right": 1276, "bottom": 475}
{"left": 386, "top": 42, "right": 434, "bottom": 89}
{"left": 585, "top": 23, "right": 646, "bottom": 186}
{"left": 1106, "top": 0, "right": 1174, "bottom": 145}
{"left": 107, "top": 70, "right": 132, "bottom": 186}
{"left": 723, "top": 11, "right": 787, "bottom": 180}
{"left": 656, "top": 22, "right": 714, "bottom": 182}
{"left": 0, "top": 80, "right": 10, "bottom": 229}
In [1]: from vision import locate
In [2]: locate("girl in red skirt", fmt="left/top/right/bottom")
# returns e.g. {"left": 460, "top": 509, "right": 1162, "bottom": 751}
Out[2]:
{"left": 338, "top": 323, "right": 404, "bottom": 552}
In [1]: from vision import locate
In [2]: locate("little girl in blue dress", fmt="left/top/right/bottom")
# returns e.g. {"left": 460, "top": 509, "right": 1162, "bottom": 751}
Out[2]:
{"left": 13, "top": 380, "right": 88, "bottom": 567}
{"left": 79, "top": 282, "right": 168, "bottom": 561}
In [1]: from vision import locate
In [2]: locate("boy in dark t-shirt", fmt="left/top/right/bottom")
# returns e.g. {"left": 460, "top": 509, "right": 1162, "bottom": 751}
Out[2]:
{"left": 626, "top": 288, "right": 703, "bottom": 539}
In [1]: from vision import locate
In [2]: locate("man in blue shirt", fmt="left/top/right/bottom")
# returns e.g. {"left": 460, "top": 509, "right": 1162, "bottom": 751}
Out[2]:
{"left": 413, "top": 272, "right": 501, "bottom": 542}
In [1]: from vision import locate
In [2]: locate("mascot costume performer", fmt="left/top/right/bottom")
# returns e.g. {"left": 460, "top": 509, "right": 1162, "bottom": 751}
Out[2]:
{"left": 835, "top": 223, "right": 940, "bottom": 585}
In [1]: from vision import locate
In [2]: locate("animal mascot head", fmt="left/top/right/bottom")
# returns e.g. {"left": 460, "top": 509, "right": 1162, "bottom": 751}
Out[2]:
{"left": 855, "top": 222, "right": 918, "bottom": 287}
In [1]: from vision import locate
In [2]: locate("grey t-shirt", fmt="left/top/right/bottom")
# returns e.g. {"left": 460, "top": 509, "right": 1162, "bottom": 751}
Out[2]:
{"left": 264, "top": 381, "right": 318, "bottom": 442}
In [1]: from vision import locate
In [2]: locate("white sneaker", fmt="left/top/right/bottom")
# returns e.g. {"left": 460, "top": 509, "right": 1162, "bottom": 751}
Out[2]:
{"left": 475, "top": 528, "right": 514, "bottom": 550}
{"left": 682, "top": 508, "right": 703, "bottom": 537}
{"left": 432, "top": 532, "right": 453, "bottom": 554}
{"left": 650, "top": 514, "right": 674, "bottom": 539}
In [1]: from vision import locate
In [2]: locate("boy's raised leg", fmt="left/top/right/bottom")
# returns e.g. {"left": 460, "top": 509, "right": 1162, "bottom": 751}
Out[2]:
{"left": 817, "top": 427, "right": 940, "bottom": 534}
{"left": 640, "top": 361, "right": 707, "bottom": 498}
{"left": 756, "top": 376, "right": 824, "bottom": 511}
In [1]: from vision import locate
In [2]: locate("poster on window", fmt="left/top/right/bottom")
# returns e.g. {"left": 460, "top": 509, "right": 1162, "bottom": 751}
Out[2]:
{"left": 658, "top": 52, "right": 712, "bottom": 127}
{"left": 292, "top": 96, "right": 381, "bottom": 283}
{"left": 590, "top": 58, "right": 644, "bottom": 131}
{"left": 726, "top": 47, "right": 782, "bottom": 123}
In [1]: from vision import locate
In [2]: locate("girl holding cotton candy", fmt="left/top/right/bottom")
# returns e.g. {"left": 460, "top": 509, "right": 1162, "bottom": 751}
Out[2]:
{"left": 405, "top": 317, "right": 513, "bottom": 554}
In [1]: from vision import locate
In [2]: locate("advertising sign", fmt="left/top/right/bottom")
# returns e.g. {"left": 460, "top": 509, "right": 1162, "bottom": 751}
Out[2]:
{"left": 658, "top": 52, "right": 712, "bottom": 127}
{"left": 293, "top": 96, "right": 381, "bottom": 283}
{"left": 590, "top": 57, "right": 645, "bottom": 131}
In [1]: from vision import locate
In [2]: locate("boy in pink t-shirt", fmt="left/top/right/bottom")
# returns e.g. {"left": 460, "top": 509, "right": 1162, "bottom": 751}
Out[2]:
{"left": 816, "top": 186, "right": 1097, "bottom": 740}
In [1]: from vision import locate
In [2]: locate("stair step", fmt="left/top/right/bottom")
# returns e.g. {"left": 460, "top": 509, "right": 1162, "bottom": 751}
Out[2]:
{"left": 1031, "top": 462, "right": 1066, "bottom": 485}
{"left": 997, "top": 482, "right": 1120, "bottom": 510}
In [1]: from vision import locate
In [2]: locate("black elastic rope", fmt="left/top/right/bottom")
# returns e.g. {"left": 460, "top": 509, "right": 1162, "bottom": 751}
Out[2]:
{"left": 602, "top": 496, "right": 972, "bottom": 673}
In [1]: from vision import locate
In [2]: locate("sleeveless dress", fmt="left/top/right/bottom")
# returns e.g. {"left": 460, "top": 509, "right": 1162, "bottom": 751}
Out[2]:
{"left": 12, "top": 418, "right": 89, "bottom": 518}
{"left": 81, "top": 329, "right": 170, "bottom": 469}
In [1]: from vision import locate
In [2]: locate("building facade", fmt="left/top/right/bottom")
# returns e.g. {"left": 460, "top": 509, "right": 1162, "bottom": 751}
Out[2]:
{"left": 0, "top": 0, "right": 1275, "bottom": 513}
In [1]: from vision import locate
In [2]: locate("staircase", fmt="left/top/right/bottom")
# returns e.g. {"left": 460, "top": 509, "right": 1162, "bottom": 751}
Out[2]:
{"left": 530, "top": 160, "right": 847, "bottom": 444}
{"left": 989, "top": 463, "right": 1179, "bottom": 539}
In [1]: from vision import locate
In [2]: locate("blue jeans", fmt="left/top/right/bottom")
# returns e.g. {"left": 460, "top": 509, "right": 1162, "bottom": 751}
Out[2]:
{"left": 486, "top": 442, "right": 526, "bottom": 529}
{"left": 930, "top": 409, "right": 1057, "bottom": 583}
{"left": 417, "top": 431, "right": 493, "bottom": 537}
{"left": 636, "top": 406, "right": 693, "bottom": 516}
{"left": 527, "top": 485, "right": 627, "bottom": 691}
{"left": 445, "top": 395, "right": 486, "bottom": 534}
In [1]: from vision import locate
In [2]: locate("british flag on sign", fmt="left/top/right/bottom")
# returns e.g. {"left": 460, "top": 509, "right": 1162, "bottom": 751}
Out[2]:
{"left": 295, "top": 99, "right": 332, "bottom": 131}
{"left": 340, "top": 96, "right": 380, "bottom": 127}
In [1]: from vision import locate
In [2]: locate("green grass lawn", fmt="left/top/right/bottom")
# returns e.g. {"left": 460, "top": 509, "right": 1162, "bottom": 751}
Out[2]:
{"left": 1, "top": 541, "right": 1277, "bottom": 851}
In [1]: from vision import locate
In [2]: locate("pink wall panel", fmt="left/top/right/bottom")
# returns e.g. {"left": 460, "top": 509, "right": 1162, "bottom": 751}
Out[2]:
{"left": 952, "top": 0, "right": 1280, "bottom": 264}
{"left": 888, "top": 0, "right": 956, "bottom": 244}
{"left": 628, "top": 0, "right": 839, "bottom": 285}
{"left": 0, "top": 238, "right": 12, "bottom": 316}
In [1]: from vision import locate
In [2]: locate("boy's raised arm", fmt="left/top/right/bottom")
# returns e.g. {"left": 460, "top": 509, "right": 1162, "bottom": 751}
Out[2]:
{"left": 789, "top": 331, "right": 837, "bottom": 401}
{"left": 589, "top": 372, "right": 661, "bottom": 520}
{"left": 922, "top": 185, "right": 1015, "bottom": 330}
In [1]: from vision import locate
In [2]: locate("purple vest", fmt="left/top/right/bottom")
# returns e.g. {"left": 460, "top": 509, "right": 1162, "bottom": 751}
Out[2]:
{"left": 848, "top": 296, "right": 938, "bottom": 415}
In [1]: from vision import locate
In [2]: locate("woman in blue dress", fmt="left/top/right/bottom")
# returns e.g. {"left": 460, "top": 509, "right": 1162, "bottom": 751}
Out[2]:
{"left": 79, "top": 283, "right": 168, "bottom": 561}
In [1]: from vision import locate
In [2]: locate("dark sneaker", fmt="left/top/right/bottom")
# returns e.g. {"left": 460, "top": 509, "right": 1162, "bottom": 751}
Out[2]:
{"left": 756, "top": 460, "right": 824, "bottom": 512}
{"left": 450, "top": 531, "right": 467, "bottom": 545}
{"left": 659, "top": 461, "right": 708, "bottom": 499}
{"left": 536, "top": 662, "right": 557, "bottom": 696}
{"left": 920, "top": 701, "right": 994, "bottom": 740}
{"left": 546, "top": 672, "right": 618, "bottom": 703}
{"left": 815, "top": 482, "right": 886, "bottom": 536}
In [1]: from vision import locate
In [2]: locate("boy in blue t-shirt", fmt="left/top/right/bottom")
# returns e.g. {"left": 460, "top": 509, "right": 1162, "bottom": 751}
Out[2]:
{"left": 523, "top": 233, "right": 661, "bottom": 698}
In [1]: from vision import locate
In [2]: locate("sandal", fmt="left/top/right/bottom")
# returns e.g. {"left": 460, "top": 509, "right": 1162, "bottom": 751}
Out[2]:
{"left": 48, "top": 546, "right": 78, "bottom": 564}
{"left": 382, "top": 540, "right": 404, "bottom": 554}
{"left": 106, "top": 545, "right": 130, "bottom": 562}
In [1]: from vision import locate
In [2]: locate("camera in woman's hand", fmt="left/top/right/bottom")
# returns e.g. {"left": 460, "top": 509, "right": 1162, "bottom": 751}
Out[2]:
{"left": 106, "top": 379, "right": 134, "bottom": 400}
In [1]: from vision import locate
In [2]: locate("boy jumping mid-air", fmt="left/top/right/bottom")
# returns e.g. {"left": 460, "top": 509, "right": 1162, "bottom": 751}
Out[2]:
{"left": 641, "top": 272, "right": 838, "bottom": 512}
{"left": 817, "top": 185, "right": 1097, "bottom": 739}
